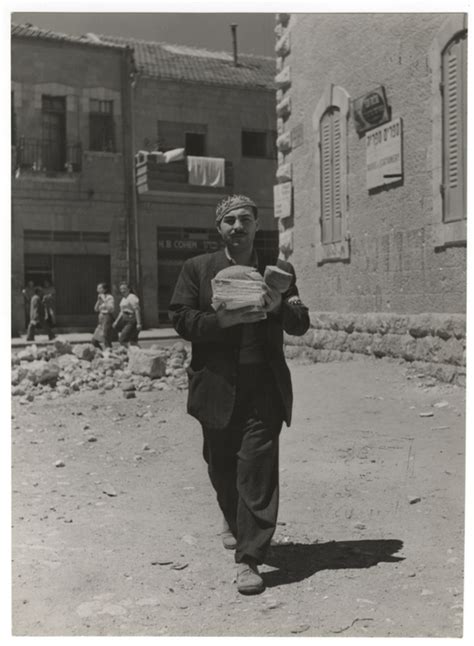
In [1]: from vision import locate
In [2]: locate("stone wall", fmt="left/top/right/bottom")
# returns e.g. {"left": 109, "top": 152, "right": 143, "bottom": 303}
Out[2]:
{"left": 274, "top": 13, "right": 466, "bottom": 316}
{"left": 285, "top": 311, "right": 466, "bottom": 386}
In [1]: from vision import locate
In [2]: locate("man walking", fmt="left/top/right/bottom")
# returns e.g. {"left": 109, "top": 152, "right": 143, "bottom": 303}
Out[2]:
{"left": 26, "top": 287, "right": 55, "bottom": 342}
{"left": 169, "top": 195, "right": 309, "bottom": 594}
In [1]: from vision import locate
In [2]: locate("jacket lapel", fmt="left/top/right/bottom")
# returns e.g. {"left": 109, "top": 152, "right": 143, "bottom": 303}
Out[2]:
{"left": 211, "top": 249, "right": 231, "bottom": 277}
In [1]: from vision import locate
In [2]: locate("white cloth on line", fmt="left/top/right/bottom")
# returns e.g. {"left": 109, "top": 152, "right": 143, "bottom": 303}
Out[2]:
{"left": 187, "top": 156, "right": 225, "bottom": 187}
{"left": 163, "top": 148, "right": 185, "bottom": 163}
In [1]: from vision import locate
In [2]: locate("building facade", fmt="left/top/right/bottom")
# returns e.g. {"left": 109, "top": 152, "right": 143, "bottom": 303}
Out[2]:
{"left": 274, "top": 14, "right": 467, "bottom": 379}
{"left": 11, "top": 24, "right": 136, "bottom": 333}
{"left": 274, "top": 13, "right": 467, "bottom": 313}
{"left": 12, "top": 25, "right": 278, "bottom": 332}
{"left": 99, "top": 34, "right": 278, "bottom": 324}
{"left": 12, "top": 25, "right": 278, "bottom": 331}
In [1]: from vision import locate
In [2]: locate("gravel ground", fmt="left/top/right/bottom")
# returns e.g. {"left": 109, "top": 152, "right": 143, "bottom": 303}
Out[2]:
{"left": 11, "top": 355, "right": 465, "bottom": 637}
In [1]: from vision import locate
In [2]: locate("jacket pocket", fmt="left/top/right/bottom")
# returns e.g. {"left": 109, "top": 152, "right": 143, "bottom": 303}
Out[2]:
{"left": 186, "top": 365, "right": 235, "bottom": 430}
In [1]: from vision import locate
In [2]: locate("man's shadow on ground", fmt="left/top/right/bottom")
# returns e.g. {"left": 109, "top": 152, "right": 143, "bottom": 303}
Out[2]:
{"left": 263, "top": 538, "right": 404, "bottom": 587}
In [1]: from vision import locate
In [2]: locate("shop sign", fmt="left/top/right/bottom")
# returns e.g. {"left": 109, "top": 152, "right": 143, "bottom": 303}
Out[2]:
{"left": 366, "top": 117, "right": 403, "bottom": 190}
{"left": 353, "top": 86, "right": 390, "bottom": 134}
{"left": 273, "top": 182, "right": 292, "bottom": 219}
{"left": 158, "top": 229, "right": 220, "bottom": 256}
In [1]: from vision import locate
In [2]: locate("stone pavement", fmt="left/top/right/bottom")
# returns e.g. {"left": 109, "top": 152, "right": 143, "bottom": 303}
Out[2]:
{"left": 11, "top": 356, "right": 465, "bottom": 636}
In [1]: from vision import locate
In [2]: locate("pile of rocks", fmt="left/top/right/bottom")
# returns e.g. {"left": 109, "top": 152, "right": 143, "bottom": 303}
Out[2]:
{"left": 11, "top": 339, "right": 191, "bottom": 404}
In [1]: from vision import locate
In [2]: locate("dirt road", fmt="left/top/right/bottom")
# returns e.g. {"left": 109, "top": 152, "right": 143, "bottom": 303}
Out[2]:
{"left": 11, "top": 355, "right": 465, "bottom": 637}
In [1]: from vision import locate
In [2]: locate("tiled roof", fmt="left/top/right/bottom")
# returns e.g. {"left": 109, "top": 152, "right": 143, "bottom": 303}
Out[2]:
{"left": 94, "top": 34, "right": 276, "bottom": 90}
{"left": 11, "top": 23, "right": 275, "bottom": 90}
{"left": 11, "top": 22, "right": 127, "bottom": 50}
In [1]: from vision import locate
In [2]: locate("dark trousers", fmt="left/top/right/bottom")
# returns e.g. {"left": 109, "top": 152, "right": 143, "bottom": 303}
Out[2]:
{"left": 26, "top": 319, "right": 55, "bottom": 341}
{"left": 202, "top": 364, "right": 283, "bottom": 565}
{"left": 118, "top": 319, "right": 139, "bottom": 345}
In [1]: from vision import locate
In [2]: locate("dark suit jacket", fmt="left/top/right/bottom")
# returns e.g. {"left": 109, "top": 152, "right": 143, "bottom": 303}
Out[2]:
{"left": 169, "top": 249, "right": 309, "bottom": 431}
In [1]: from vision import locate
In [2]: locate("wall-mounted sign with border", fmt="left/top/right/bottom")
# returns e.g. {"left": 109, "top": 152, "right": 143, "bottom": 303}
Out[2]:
{"left": 274, "top": 181, "right": 292, "bottom": 218}
{"left": 366, "top": 117, "right": 403, "bottom": 190}
{"left": 291, "top": 123, "right": 304, "bottom": 149}
{"left": 353, "top": 86, "right": 390, "bottom": 134}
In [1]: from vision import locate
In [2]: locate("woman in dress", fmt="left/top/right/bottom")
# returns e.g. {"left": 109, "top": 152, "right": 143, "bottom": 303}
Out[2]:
{"left": 91, "top": 282, "right": 115, "bottom": 349}
{"left": 112, "top": 282, "right": 142, "bottom": 346}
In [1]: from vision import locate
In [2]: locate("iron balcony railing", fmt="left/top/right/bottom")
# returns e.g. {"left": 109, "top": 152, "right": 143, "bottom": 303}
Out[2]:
{"left": 15, "top": 137, "right": 82, "bottom": 174}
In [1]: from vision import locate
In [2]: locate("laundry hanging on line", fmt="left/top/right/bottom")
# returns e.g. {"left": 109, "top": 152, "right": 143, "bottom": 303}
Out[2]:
{"left": 187, "top": 156, "right": 225, "bottom": 187}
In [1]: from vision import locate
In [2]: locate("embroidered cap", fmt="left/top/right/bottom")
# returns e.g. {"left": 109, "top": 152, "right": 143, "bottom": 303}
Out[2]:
{"left": 215, "top": 194, "right": 258, "bottom": 224}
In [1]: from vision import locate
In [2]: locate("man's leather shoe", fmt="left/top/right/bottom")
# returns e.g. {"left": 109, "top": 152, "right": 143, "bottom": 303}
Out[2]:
{"left": 221, "top": 519, "right": 237, "bottom": 550}
{"left": 221, "top": 528, "right": 237, "bottom": 550}
{"left": 237, "top": 562, "right": 265, "bottom": 595}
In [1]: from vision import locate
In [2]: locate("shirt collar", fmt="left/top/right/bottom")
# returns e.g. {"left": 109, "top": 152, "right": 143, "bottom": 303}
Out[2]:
{"left": 224, "top": 246, "right": 259, "bottom": 268}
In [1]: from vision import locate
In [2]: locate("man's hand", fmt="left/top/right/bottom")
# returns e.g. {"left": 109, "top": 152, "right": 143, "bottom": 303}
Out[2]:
{"left": 262, "top": 284, "right": 282, "bottom": 314}
{"left": 216, "top": 303, "right": 266, "bottom": 328}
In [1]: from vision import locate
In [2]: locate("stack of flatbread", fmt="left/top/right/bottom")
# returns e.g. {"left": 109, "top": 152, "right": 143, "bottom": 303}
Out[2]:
{"left": 211, "top": 264, "right": 292, "bottom": 312}
{"left": 211, "top": 265, "right": 266, "bottom": 311}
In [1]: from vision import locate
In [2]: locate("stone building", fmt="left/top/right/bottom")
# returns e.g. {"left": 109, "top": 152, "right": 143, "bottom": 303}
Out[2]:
{"left": 11, "top": 23, "right": 135, "bottom": 333}
{"left": 12, "top": 24, "right": 277, "bottom": 331}
{"left": 98, "top": 33, "right": 277, "bottom": 324}
{"left": 274, "top": 13, "right": 466, "bottom": 382}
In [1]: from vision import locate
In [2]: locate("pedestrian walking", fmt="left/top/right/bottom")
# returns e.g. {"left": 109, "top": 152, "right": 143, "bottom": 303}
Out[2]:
{"left": 169, "top": 194, "right": 309, "bottom": 595}
{"left": 113, "top": 282, "right": 142, "bottom": 346}
{"left": 26, "top": 287, "right": 55, "bottom": 341}
{"left": 42, "top": 279, "right": 56, "bottom": 340}
{"left": 22, "top": 280, "right": 35, "bottom": 327}
{"left": 91, "top": 282, "right": 115, "bottom": 350}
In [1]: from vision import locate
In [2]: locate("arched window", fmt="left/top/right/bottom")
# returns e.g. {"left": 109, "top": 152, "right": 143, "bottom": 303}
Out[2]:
{"left": 441, "top": 31, "right": 467, "bottom": 224}
{"left": 320, "top": 106, "right": 343, "bottom": 244}
{"left": 430, "top": 15, "right": 467, "bottom": 248}
{"left": 312, "top": 85, "right": 350, "bottom": 263}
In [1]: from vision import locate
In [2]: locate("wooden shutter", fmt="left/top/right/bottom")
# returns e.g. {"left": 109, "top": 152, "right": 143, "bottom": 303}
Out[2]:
{"left": 320, "top": 110, "right": 333, "bottom": 243}
{"left": 442, "top": 33, "right": 467, "bottom": 223}
{"left": 332, "top": 109, "right": 343, "bottom": 242}
{"left": 320, "top": 107, "right": 343, "bottom": 243}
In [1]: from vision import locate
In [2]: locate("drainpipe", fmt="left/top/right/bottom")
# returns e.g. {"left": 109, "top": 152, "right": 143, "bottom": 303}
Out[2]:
{"left": 122, "top": 47, "right": 142, "bottom": 321}
{"left": 121, "top": 48, "right": 132, "bottom": 286}
{"left": 129, "top": 58, "right": 141, "bottom": 305}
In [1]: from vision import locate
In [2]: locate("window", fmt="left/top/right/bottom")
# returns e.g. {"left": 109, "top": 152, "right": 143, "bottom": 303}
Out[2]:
{"left": 241, "top": 130, "right": 277, "bottom": 158}
{"left": 430, "top": 15, "right": 467, "bottom": 248}
{"left": 89, "top": 99, "right": 115, "bottom": 152}
{"left": 441, "top": 32, "right": 467, "bottom": 224}
{"left": 185, "top": 132, "right": 206, "bottom": 156}
{"left": 157, "top": 121, "right": 207, "bottom": 152}
{"left": 319, "top": 107, "right": 343, "bottom": 244}
{"left": 42, "top": 95, "right": 66, "bottom": 171}
{"left": 312, "top": 85, "right": 350, "bottom": 263}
